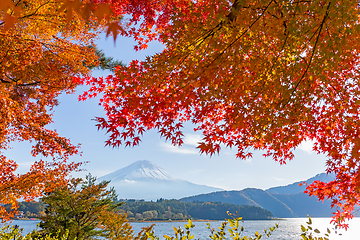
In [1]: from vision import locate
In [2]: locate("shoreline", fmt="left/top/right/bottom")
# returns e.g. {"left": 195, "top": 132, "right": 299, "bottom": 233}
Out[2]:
{"left": 129, "top": 218, "right": 282, "bottom": 223}
{"left": 11, "top": 218, "right": 281, "bottom": 222}
{"left": 130, "top": 219, "right": 218, "bottom": 223}
{"left": 11, "top": 218, "right": 282, "bottom": 223}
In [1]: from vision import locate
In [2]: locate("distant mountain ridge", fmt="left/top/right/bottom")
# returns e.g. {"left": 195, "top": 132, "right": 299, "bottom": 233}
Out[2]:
{"left": 181, "top": 173, "right": 335, "bottom": 218}
{"left": 99, "top": 161, "right": 339, "bottom": 218}
{"left": 266, "top": 173, "right": 335, "bottom": 194}
{"left": 98, "top": 160, "right": 223, "bottom": 200}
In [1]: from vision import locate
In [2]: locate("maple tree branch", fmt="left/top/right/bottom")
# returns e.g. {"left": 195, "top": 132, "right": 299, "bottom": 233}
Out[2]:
{"left": 16, "top": 81, "right": 42, "bottom": 87}
{"left": 280, "top": 1, "right": 331, "bottom": 109}
{"left": 185, "top": 23, "right": 222, "bottom": 51}
{"left": 298, "top": 24, "right": 324, "bottom": 56}
{"left": 0, "top": 73, "right": 41, "bottom": 87}
{"left": 0, "top": 79, "right": 12, "bottom": 84}
{"left": 4, "top": 1, "right": 60, "bottom": 24}
{"left": 245, "top": 32, "right": 290, "bottom": 107}
{"left": 191, "top": 0, "right": 275, "bottom": 82}
{"left": 5, "top": 73, "right": 18, "bottom": 82}
{"left": 162, "top": 0, "right": 275, "bottom": 98}
{"left": 161, "top": 31, "right": 215, "bottom": 89}
{"left": 0, "top": 1, "right": 58, "bottom": 26}
{"left": 158, "top": 0, "right": 277, "bottom": 93}
{"left": 155, "top": 0, "right": 249, "bottom": 89}
{"left": 166, "top": 0, "right": 263, "bottom": 77}
{"left": 187, "top": 0, "right": 250, "bottom": 45}
{"left": 14, "top": 0, "right": 24, "bottom": 7}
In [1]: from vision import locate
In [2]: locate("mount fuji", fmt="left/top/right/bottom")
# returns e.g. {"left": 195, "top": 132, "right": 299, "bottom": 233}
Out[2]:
{"left": 97, "top": 160, "right": 223, "bottom": 200}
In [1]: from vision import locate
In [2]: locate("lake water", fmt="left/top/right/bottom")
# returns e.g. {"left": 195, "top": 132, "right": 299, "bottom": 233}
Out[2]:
{"left": 5, "top": 218, "right": 360, "bottom": 239}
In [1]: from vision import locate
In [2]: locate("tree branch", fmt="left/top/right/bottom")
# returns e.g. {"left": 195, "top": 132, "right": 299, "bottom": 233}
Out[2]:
{"left": 280, "top": 1, "right": 331, "bottom": 109}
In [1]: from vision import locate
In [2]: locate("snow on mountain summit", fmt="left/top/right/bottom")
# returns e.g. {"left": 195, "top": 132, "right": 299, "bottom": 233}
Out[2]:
{"left": 98, "top": 160, "right": 177, "bottom": 182}
{"left": 97, "top": 160, "right": 223, "bottom": 200}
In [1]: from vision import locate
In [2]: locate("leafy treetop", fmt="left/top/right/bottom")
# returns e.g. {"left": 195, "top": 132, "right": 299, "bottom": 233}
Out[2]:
{"left": 39, "top": 174, "right": 122, "bottom": 240}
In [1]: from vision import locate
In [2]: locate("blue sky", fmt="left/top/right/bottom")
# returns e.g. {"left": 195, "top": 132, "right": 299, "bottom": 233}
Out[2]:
{"left": 6, "top": 34, "right": 329, "bottom": 193}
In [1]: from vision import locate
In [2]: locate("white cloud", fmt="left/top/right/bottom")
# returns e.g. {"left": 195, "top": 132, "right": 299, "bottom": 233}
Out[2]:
{"left": 124, "top": 179, "right": 136, "bottom": 183}
{"left": 273, "top": 177, "right": 285, "bottom": 181}
{"left": 183, "top": 133, "right": 202, "bottom": 147}
{"left": 298, "top": 140, "right": 315, "bottom": 154}
{"left": 159, "top": 133, "right": 203, "bottom": 154}
{"left": 160, "top": 142, "right": 199, "bottom": 155}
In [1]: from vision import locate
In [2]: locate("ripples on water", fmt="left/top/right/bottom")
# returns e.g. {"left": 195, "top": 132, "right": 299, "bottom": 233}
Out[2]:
{"left": 6, "top": 218, "right": 360, "bottom": 239}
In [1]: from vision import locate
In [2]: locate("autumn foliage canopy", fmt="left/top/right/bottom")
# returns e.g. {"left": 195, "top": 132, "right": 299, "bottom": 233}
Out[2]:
{"left": 0, "top": 0, "right": 113, "bottom": 219}
{"left": 2, "top": 0, "right": 360, "bottom": 228}
{"left": 78, "top": 0, "right": 360, "bottom": 227}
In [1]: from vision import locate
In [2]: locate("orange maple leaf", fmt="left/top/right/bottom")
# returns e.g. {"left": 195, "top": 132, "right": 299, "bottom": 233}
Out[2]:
{"left": 0, "top": 0, "right": 13, "bottom": 12}
{"left": 106, "top": 21, "right": 124, "bottom": 42}
{"left": 59, "top": 0, "right": 81, "bottom": 22}
{"left": 2, "top": 13, "right": 17, "bottom": 31}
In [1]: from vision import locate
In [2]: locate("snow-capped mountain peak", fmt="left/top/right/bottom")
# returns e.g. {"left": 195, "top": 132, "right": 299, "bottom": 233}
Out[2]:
{"left": 98, "top": 160, "right": 177, "bottom": 182}
{"left": 97, "top": 160, "right": 223, "bottom": 200}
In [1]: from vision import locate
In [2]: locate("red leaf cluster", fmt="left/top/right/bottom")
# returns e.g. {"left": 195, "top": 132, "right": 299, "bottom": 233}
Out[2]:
{"left": 81, "top": 0, "right": 360, "bottom": 228}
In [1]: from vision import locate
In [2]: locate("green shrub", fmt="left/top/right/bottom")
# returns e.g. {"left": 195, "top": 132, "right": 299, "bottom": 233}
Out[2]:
{"left": 0, "top": 225, "right": 69, "bottom": 240}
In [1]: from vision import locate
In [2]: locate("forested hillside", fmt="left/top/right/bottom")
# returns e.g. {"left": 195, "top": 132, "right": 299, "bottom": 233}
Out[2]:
{"left": 118, "top": 199, "right": 273, "bottom": 221}
{"left": 11, "top": 200, "right": 272, "bottom": 221}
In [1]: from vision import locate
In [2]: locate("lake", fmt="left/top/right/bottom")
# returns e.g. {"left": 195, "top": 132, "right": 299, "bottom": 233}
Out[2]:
{"left": 4, "top": 218, "right": 360, "bottom": 239}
